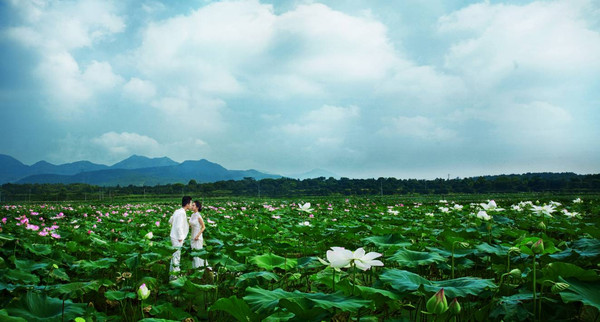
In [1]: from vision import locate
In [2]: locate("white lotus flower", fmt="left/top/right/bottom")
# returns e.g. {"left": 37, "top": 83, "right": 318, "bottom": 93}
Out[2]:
{"left": 439, "top": 207, "right": 450, "bottom": 213}
{"left": 352, "top": 247, "right": 384, "bottom": 271}
{"left": 144, "top": 232, "right": 153, "bottom": 240}
{"left": 298, "top": 203, "right": 314, "bottom": 213}
{"left": 425, "top": 212, "right": 434, "bottom": 217}
{"left": 322, "top": 247, "right": 384, "bottom": 271}
{"left": 388, "top": 209, "right": 399, "bottom": 215}
{"left": 476, "top": 210, "right": 492, "bottom": 221}
{"left": 325, "top": 247, "right": 353, "bottom": 268}
{"left": 480, "top": 200, "right": 504, "bottom": 212}
{"left": 561, "top": 209, "right": 580, "bottom": 218}
{"left": 573, "top": 198, "right": 583, "bottom": 204}
{"left": 511, "top": 205, "right": 522, "bottom": 211}
{"left": 453, "top": 204, "right": 464, "bottom": 210}
{"left": 531, "top": 204, "right": 556, "bottom": 217}
{"left": 299, "top": 221, "right": 311, "bottom": 226}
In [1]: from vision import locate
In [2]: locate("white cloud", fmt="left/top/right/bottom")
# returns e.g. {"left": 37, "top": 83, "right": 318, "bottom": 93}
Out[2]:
{"left": 123, "top": 78, "right": 157, "bottom": 102}
{"left": 440, "top": 0, "right": 600, "bottom": 87}
{"left": 6, "top": 0, "right": 125, "bottom": 114}
{"left": 92, "top": 132, "right": 161, "bottom": 156}
{"left": 380, "top": 115, "right": 457, "bottom": 141}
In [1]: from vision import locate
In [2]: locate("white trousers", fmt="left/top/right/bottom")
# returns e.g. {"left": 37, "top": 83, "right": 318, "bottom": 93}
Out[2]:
{"left": 170, "top": 238, "right": 184, "bottom": 274}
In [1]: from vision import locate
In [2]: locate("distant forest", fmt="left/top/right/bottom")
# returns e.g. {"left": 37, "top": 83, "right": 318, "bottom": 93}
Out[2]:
{"left": 1, "top": 172, "right": 599, "bottom": 202}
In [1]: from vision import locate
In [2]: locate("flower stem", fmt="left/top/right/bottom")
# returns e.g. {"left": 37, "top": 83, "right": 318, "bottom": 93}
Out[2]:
{"left": 532, "top": 254, "right": 537, "bottom": 321}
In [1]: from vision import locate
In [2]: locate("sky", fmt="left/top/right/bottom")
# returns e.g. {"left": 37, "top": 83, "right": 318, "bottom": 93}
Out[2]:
{"left": 1, "top": 0, "right": 599, "bottom": 179}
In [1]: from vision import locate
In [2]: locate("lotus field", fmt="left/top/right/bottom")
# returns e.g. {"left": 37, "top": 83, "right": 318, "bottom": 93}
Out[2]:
{"left": 1, "top": 196, "right": 599, "bottom": 321}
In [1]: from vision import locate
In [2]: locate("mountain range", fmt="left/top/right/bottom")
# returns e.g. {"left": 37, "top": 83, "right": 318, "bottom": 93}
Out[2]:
{"left": 0, "top": 154, "right": 288, "bottom": 186}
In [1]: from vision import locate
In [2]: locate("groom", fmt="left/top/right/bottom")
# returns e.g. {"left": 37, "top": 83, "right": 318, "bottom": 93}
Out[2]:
{"left": 169, "top": 196, "right": 192, "bottom": 277}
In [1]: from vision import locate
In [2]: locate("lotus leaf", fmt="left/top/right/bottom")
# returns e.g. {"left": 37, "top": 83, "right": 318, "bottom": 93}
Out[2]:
{"left": 363, "top": 234, "right": 412, "bottom": 249}
{"left": 4, "top": 291, "right": 85, "bottom": 322}
{"left": 389, "top": 248, "right": 446, "bottom": 267}
{"left": 209, "top": 295, "right": 258, "bottom": 321}
{"left": 104, "top": 290, "right": 136, "bottom": 301}
{"left": 250, "top": 253, "right": 298, "bottom": 271}
{"left": 380, "top": 269, "right": 497, "bottom": 298}
{"left": 558, "top": 277, "right": 600, "bottom": 310}
{"left": 235, "top": 271, "right": 279, "bottom": 287}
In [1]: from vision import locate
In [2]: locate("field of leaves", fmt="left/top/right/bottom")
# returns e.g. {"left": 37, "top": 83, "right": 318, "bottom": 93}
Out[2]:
{"left": 0, "top": 195, "right": 599, "bottom": 321}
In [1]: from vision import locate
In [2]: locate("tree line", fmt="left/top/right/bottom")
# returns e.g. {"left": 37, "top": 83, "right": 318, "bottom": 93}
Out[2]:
{"left": 1, "top": 172, "right": 598, "bottom": 202}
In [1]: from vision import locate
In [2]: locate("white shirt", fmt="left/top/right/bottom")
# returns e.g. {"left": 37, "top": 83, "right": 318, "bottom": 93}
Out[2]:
{"left": 169, "top": 208, "right": 189, "bottom": 240}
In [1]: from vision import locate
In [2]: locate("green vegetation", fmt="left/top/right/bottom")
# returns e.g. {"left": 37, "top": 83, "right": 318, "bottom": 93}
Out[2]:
{"left": 0, "top": 195, "right": 598, "bottom": 321}
{"left": 1, "top": 172, "right": 598, "bottom": 202}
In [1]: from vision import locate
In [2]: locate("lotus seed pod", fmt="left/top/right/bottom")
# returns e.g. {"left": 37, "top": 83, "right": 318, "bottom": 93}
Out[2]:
{"left": 426, "top": 288, "right": 449, "bottom": 315}
{"left": 532, "top": 239, "right": 544, "bottom": 254}
{"left": 537, "top": 221, "right": 546, "bottom": 230}
{"left": 551, "top": 282, "right": 570, "bottom": 294}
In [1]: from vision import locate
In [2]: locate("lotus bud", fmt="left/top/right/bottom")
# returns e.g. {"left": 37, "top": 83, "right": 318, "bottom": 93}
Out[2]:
{"left": 532, "top": 239, "right": 544, "bottom": 254}
{"left": 138, "top": 283, "right": 150, "bottom": 300}
{"left": 551, "top": 282, "right": 570, "bottom": 294}
{"left": 144, "top": 232, "right": 153, "bottom": 239}
{"left": 508, "top": 268, "right": 522, "bottom": 278}
{"left": 537, "top": 221, "right": 546, "bottom": 230}
{"left": 448, "top": 298, "right": 461, "bottom": 315}
{"left": 426, "top": 288, "right": 449, "bottom": 315}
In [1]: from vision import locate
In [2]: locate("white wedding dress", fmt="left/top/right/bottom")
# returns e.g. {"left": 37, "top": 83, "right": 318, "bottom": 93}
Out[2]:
{"left": 189, "top": 212, "right": 207, "bottom": 268}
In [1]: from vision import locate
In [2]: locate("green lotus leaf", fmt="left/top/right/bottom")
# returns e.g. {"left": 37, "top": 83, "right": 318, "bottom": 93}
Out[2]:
{"left": 250, "top": 253, "right": 298, "bottom": 271}
{"left": 558, "top": 277, "right": 600, "bottom": 310}
{"left": 243, "top": 287, "right": 370, "bottom": 315}
{"left": 541, "top": 262, "right": 599, "bottom": 283}
{"left": 389, "top": 249, "right": 446, "bottom": 267}
{"left": 49, "top": 280, "right": 102, "bottom": 298}
{"left": 5, "top": 291, "right": 85, "bottom": 322}
{"left": 104, "top": 290, "right": 136, "bottom": 301}
{"left": 243, "top": 287, "right": 295, "bottom": 314}
{"left": 363, "top": 234, "right": 412, "bottom": 248}
{"left": 23, "top": 244, "right": 52, "bottom": 256}
{"left": 0, "top": 234, "right": 16, "bottom": 241}
{"left": 490, "top": 294, "right": 532, "bottom": 322}
{"left": 476, "top": 243, "right": 509, "bottom": 256}
{"left": 4, "top": 269, "right": 40, "bottom": 284}
{"left": 426, "top": 247, "right": 477, "bottom": 259}
{"left": 209, "top": 295, "right": 258, "bottom": 322}
{"left": 148, "top": 302, "right": 192, "bottom": 321}
{"left": 263, "top": 311, "right": 295, "bottom": 322}
{"left": 14, "top": 259, "right": 49, "bottom": 272}
{"left": 380, "top": 269, "right": 497, "bottom": 298}
{"left": 571, "top": 238, "right": 600, "bottom": 258}
{"left": 235, "top": 271, "right": 279, "bottom": 287}
{"left": 0, "top": 309, "right": 27, "bottom": 322}
{"left": 49, "top": 268, "right": 70, "bottom": 282}
{"left": 72, "top": 257, "right": 117, "bottom": 271}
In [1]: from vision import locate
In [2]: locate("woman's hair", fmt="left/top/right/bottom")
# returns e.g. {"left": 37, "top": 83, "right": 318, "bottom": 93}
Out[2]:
{"left": 194, "top": 200, "right": 202, "bottom": 212}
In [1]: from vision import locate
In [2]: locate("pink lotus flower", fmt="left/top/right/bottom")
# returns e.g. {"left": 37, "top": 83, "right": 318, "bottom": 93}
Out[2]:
{"left": 51, "top": 233, "right": 61, "bottom": 239}
{"left": 1, "top": 218, "right": 6, "bottom": 224}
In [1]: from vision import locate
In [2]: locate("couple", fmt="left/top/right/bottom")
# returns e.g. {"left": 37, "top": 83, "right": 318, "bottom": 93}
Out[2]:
{"left": 168, "top": 195, "right": 208, "bottom": 276}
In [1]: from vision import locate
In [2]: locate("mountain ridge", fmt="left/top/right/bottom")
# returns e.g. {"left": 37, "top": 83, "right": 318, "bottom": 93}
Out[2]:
{"left": 0, "top": 154, "right": 281, "bottom": 186}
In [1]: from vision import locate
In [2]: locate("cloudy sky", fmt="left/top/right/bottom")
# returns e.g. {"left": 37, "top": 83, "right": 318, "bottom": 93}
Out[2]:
{"left": 1, "top": 0, "right": 599, "bottom": 179}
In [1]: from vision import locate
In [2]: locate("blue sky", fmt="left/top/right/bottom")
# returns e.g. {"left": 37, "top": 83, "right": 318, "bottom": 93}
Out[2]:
{"left": 1, "top": 0, "right": 599, "bottom": 179}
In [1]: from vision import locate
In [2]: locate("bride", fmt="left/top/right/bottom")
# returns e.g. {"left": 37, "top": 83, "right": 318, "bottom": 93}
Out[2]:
{"left": 189, "top": 200, "right": 207, "bottom": 268}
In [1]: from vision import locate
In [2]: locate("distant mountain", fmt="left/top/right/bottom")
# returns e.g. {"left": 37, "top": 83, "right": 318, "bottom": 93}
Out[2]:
{"left": 288, "top": 168, "right": 340, "bottom": 180}
{"left": 111, "top": 155, "right": 178, "bottom": 169}
{"left": 0, "top": 154, "right": 29, "bottom": 182}
{"left": 30, "top": 160, "right": 109, "bottom": 175}
{"left": 5, "top": 154, "right": 281, "bottom": 186}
